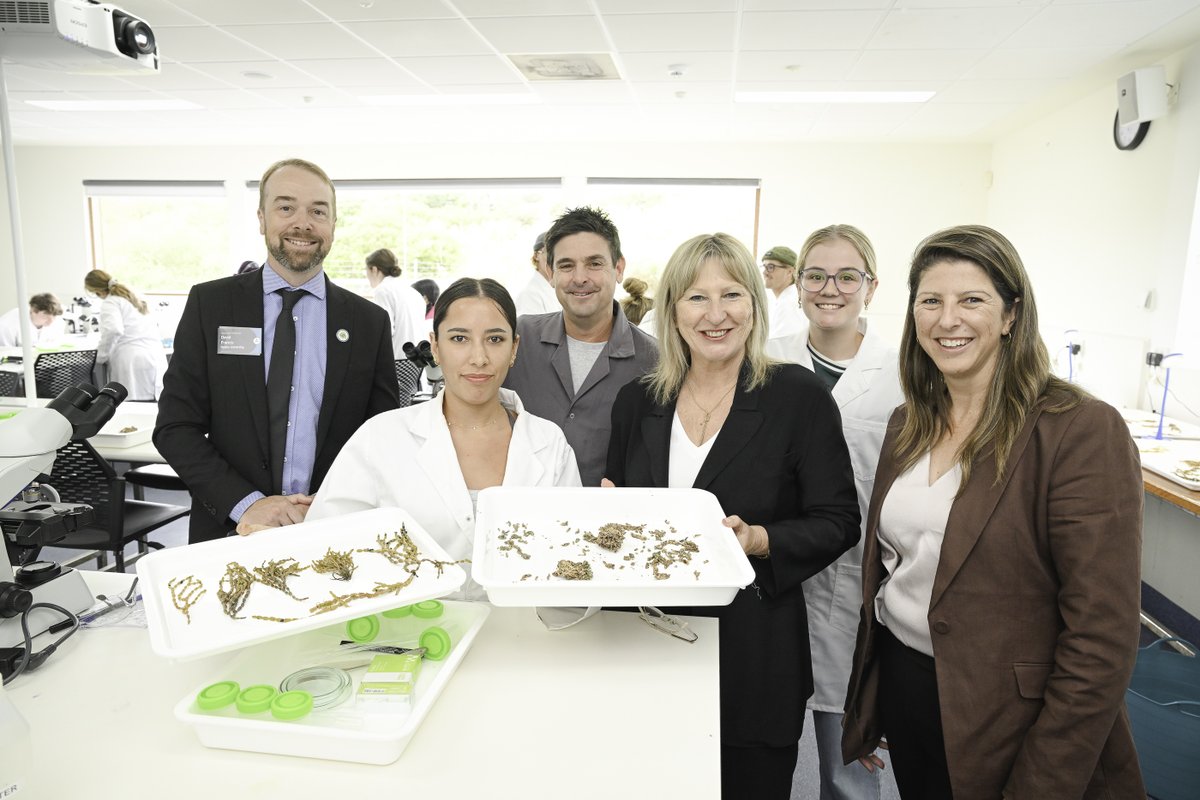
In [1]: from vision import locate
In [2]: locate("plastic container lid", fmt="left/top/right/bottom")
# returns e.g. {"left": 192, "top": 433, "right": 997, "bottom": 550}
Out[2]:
{"left": 280, "top": 666, "right": 353, "bottom": 711}
{"left": 236, "top": 684, "right": 277, "bottom": 714}
{"left": 420, "top": 626, "right": 452, "bottom": 661}
{"left": 411, "top": 600, "right": 444, "bottom": 619}
{"left": 271, "top": 691, "right": 314, "bottom": 721}
{"left": 345, "top": 615, "right": 380, "bottom": 643}
{"left": 381, "top": 605, "right": 413, "bottom": 619}
{"left": 197, "top": 680, "right": 240, "bottom": 711}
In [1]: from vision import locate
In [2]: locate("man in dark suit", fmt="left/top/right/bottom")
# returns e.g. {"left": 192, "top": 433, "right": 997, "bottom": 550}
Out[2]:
{"left": 155, "top": 158, "right": 399, "bottom": 543}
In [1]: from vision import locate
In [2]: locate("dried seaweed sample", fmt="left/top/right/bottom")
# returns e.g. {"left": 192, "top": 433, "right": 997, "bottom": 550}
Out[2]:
{"left": 552, "top": 559, "right": 593, "bottom": 580}
{"left": 217, "top": 562, "right": 255, "bottom": 619}
{"left": 167, "top": 575, "right": 205, "bottom": 624}
{"left": 496, "top": 521, "right": 535, "bottom": 560}
{"left": 311, "top": 548, "right": 358, "bottom": 581}
{"left": 253, "top": 557, "right": 309, "bottom": 600}
{"left": 647, "top": 538, "right": 700, "bottom": 580}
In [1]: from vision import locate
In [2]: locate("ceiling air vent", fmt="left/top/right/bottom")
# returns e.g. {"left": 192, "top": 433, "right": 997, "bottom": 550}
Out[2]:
{"left": 0, "top": 1, "right": 52, "bottom": 26}
{"left": 507, "top": 53, "right": 620, "bottom": 81}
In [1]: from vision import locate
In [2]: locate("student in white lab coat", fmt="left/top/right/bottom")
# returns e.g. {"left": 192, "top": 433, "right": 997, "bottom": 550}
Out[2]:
{"left": 0, "top": 293, "right": 64, "bottom": 347}
{"left": 308, "top": 277, "right": 582, "bottom": 598}
{"left": 765, "top": 225, "right": 903, "bottom": 800}
{"left": 366, "top": 247, "right": 427, "bottom": 358}
{"left": 83, "top": 270, "right": 168, "bottom": 401}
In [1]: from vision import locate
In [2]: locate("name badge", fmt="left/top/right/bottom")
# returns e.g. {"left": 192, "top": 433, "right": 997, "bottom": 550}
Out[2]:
{"left": 217, "top": 326, "right": 263, "bottom": 356}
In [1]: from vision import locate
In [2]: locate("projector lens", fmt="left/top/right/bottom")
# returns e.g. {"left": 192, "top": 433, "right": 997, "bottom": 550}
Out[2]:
{"left": 112, "top": 12, "right": 156, "bottom": 57}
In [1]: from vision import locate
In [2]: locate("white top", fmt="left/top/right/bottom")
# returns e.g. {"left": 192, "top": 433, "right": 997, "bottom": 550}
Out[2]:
{"left": 515, "top": 271, "right": 558, "bottom": 318}
{"left": 638, "top": 307, "right": 658, "bottom": 338}
{"left": 0, "top": 307, "right": 63, "bottom": 348}
{"left": 371, "top": 275, "right": 427, "bottom": 356}
{"left": 668, "top": 410, "right": 716, "bottom": 488}
{"left": 97, "top": 295, "right": 167, "bottom": 401}
{"left": 767, "top": 284, "right": 804, "bottom": 340}
{"left": 875, "top": 451, "right": 961, "bottom": 657}
{"left": 307, "top": 387, "right": 582, "bottom": 599}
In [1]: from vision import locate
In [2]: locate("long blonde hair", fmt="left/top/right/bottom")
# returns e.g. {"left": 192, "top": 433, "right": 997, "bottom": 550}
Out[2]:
{"left": 645, "top": 233, "right": 776, "bottom": 406}
{"left": 895, "top": 225, "right": 1084, "bottom": 486}
{"left": 85, "top": 269, "right": 148, "bottom": 314}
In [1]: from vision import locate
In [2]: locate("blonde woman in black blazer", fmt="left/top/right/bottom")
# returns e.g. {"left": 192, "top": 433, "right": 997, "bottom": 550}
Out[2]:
{"left": 606, "top": 232, "right": 860, "bottom": 800}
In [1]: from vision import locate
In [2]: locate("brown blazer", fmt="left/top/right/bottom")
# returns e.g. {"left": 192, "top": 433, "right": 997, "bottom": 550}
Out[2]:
{"left": 842, "top": 396, "right": 1146, "bottom": 799}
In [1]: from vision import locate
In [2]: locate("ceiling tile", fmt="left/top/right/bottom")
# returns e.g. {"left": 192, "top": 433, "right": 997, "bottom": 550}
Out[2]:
{"left": 137, "top": 63, "right": 233, "bottom": 91}
{"left": 618, "top": 52, "right": 734, "bottom": 82}
{"left": 1004, "top": 0, "right": 1198, "bottom": 48}
{"left": 157, "top": 0, "right": 326, "bottom": 25}
{"left": 168, "top": 88, "right": 289, "bottom": 110}
{"left": 849, "top": 49, "right": 984, "bottom": 82}
{"left": 597, "top": 1, "right": 736, "bottom": 11}
{"left": 965, "top": 47, "right": 1114, "bottom": 80}
{"left": 307, "top": 0, "right": 454, "bottom": 21}
{"left": 471, "top": 15, "right": 611, "bottom": 53}
{"left": 185, "top": 60, "right": 329, "bottom": 89}
{"left": 246, "top": 87, "right": 360, "bottom": 108}
{"left": 154, "top": 26, "right": 272, "bottom": 63}
{"left": 868, "top": 6, "right": 1040, "bottom": 50}
{"left": 530, "top": 81, "right": 635, "bottom": 103}
{"left": 605, "top": 13, "right": 737, "bottom": 52}
{"left": 288, "top": 58, "right": 427, "bottom": 89}
{"left": 394, "top": 55, "right": 522, "bottom": 85}
{"left": 111, "top": 0, "right": 208, "bottom": 27}
{"left": 932, "top": 79, "right": 1069, "bottom": 105}
{"left": 737, "top": 50, "right": 859, "bottom": 82}
{"left": 221, "top": 23, "right": 372, "bottom": 61}
{"left": 451, "top": 0, "right": 596, "bottom": 15}
{"left": 341, "top": 19, "right": 494, "bottom": 57}
{"left": 739, "top": 10, "right": 885, "bottom": 51}
{"left": 744, "top": 0, "right": 889, "bottom": 8}
{"left": 629, "top": 81, "right": 733, "bottom": 103}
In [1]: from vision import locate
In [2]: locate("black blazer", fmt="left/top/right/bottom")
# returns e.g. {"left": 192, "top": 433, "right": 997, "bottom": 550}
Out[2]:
{"left": 154, "top": 268, "right": 400, "bottom": 543}
{"left": 606, "top": 363, "right": 860, "bottom": 746}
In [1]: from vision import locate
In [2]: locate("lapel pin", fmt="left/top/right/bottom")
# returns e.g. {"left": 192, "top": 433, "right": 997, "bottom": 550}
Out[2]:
{"left": 336, "top": 329, "right": 350, "bottom": 343}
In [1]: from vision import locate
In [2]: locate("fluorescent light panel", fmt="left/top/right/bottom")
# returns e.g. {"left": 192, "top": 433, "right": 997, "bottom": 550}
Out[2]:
{"left": 736, "top": 91, "right": 935, "bottom": 104}
{"left": 360, "top": 93, "right": 540, "bottom": 107}
{"left": 25, "top": 99, "right": 201, "bottom": 111}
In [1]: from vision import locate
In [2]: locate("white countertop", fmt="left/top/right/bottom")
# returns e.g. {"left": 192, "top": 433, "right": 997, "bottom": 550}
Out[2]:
{"left": 6, "top": 571, "right": 721, "bottom": 799}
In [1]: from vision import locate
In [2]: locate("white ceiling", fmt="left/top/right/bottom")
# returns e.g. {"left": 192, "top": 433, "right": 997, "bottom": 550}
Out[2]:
{"left": 2, "top": 0, "right": 1199, "bottom": 146}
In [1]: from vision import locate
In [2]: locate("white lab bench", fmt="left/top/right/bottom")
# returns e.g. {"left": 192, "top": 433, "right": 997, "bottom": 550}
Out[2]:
{"left": 6, "top": 571, "right": 721, "bottom": 799}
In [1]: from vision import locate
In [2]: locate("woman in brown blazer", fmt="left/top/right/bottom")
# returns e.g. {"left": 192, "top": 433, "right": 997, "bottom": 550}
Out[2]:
{"left": 841, "top": 225, "right": 1145, "bottom": 799}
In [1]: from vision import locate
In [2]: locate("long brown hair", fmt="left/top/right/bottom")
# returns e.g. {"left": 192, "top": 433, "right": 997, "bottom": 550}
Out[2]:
{"left": 84, "top": 269, "right": 148, "bottom": 314}
{"left": 895, "top": 225, "right": 1085, "bottom": 486}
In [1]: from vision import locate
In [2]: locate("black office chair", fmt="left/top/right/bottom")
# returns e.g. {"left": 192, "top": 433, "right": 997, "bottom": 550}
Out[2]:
{"left": 394, "top": 358, "right": 425, "bottom": 408}
{"left": 34, "top": 350, "right": 98, "bottom": 398}
{"left": 0, "top": 369, "right": 18, "bottom": 397}
{"left": 44, "top": 439, "right": 189, "bottom": 572}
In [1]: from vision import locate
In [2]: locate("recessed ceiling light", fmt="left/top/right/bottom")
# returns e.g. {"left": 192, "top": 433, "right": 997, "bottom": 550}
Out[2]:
{"left": 241, "top": 71, "right": 273, "bottom": 80}
{"left": 25, "top": 99, "right": 202, "bottom": 111}
{"left": 359, "top": 93, "right": 541, "bottom": 107}
{"left": 735, "top": 90, "right": 934, "bottom": 104}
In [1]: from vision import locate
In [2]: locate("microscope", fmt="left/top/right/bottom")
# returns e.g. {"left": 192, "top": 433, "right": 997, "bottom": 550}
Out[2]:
{"left": 0, "top": 382, "right": 127, "bottom": 647}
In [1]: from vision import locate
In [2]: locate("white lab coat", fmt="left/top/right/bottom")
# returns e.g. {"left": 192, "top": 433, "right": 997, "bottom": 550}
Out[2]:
{"left": 766, "top": 319, "right": 904, "bottom": 711}
{"left": 767, "top": 284, "right": 804, "bottom": 340}
{"left": 514, "top": 271, "right": 558, "bottom": 318}
{"left": 0, "top": 307, "right": 63, "bottom": 348}
{"left": 307, "top": 388, "right": 582, "bottom": 599}
{"left": 371, "top": 276, "right": 427, "bottom": 357}
{"left": 97, "top": 296, "right": 167, "bottom": 401}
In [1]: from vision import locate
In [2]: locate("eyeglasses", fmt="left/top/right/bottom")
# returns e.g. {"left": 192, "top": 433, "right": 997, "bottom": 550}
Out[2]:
{"left": 761, "top": 262, "right": 792, "bottom": 275}
{"left": 798, "top": 268, "right": 869, "bottom": 294}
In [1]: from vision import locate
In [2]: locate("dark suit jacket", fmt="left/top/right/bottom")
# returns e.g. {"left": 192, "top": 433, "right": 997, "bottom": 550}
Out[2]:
{"left": 607, "top": 363, "right": 860, "bottom": 746}
{"left": 154, "top": 268, "right": 400, "bottom": 543}
{"left": 842, "top": 397, "right": 1146, "bottom": 799}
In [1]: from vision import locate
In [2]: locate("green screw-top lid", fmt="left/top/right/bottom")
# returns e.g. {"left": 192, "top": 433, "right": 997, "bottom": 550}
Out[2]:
{"left": 411, "top": 600, "right": 444, "bottom": 619}
{"left": 345, "top": 614, "right": 381, "bottom": 642}
{"left": 236, "top": 684, "right": 277, "bottom": 714}
{"left": 420, "top": 625, "right": 452, "bottom": 661}
{"left": 381, "top": 605, "right": 413, "bottom": 619}
{"left": 197, "top": 680, "right": 240, "bottom": 711}
{"left": 270, "top": 690, "right": 314, "bottom": 721}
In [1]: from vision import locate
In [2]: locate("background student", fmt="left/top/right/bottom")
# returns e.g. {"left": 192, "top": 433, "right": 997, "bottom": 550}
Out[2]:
{"left": 83, "top": 270, "right": 167, "bottom": 401}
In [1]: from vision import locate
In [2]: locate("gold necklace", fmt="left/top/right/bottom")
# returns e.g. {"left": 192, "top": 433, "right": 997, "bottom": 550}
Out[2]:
{"left": 687, "top": 380, "right": 737, "bottom": 442}
{"left": 445, "top": 409, "right": 505, "bottom": 431}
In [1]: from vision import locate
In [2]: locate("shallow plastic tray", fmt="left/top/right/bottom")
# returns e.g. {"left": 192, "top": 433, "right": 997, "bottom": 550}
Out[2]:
{"left": 138, "top": 508, "right": 467, "bottom": 660}
{"left": 1123, "top": 409, "right": 1200, "bottom": 441}
{"left": 92, "top": 414, "right": 156, "bottom": 447}
{"left": 175, "top": 600, "right": 489, "bottom": 764}
{"left": 1139, "top": 445, "right": 1200, "bottom": 491}
{"left": 472, "top": 486, "right": 755, "bottom": 607}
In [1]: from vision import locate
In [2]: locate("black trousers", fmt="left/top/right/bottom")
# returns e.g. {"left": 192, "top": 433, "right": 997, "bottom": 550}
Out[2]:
{"left": 877, "top": 626, "right": 954, "bottom": 800}
{"left": 721, "top": 741, "right": 799, "bottom": 800}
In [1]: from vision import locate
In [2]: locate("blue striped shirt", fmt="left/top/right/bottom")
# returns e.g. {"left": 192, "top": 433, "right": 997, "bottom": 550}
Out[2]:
{"left": 230, "top": 265, "right": 328, "bottom": 521}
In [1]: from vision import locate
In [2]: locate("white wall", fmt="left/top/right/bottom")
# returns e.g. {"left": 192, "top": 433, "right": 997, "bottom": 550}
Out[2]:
{"left": 988, "top": 43, "right": 1200, "bottom": 417}
{"left": 0, "top": 140, "right": 990, "bottom": 347}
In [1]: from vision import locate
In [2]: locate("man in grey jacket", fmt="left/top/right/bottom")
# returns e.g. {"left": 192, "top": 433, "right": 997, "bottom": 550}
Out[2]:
{"left": 504, "top": 207, "right": 658, "bottom": 487}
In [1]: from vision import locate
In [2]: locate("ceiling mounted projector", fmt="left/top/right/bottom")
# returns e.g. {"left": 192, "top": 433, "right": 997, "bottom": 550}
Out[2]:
{"left": 0, "top": 0, "right": 159, "bottom": 74}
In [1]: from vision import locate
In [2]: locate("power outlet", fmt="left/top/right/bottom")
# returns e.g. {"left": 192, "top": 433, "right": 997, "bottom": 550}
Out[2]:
{"left": 1146, "top": 352, "right": 1164, "bottom": 367}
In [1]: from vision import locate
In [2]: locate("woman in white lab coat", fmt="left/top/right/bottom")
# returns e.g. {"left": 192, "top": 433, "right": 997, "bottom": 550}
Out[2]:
{"left": 765, "top": 225, "right": 903, "bottom": 800}
{"left": 366, "top": 248, "right": 427, "bottom": 359}
{"left": 83, "top": 270, "right": 168, "bottom": 401}
{"left": 308, "top": 277, "right": 582, "bottom": 599}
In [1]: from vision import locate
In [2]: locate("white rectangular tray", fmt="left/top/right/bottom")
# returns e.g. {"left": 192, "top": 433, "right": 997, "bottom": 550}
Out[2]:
{"left": 92, "top": 413, "right": 156, "bottom": 447}
{"left": 472, "top": 486, "right": 754, "bottom": 607}
{"left": 1122, "top": 409, "right": 1200, "bottom": 441}
{"left": 175, "top": 600, "right": 489, "bottom": 765}
{"left": 138, "top": 508, "right": 467, "bottom": 660}
{"left": 1138, "top": 442, "right": 1200, "bottom": 491}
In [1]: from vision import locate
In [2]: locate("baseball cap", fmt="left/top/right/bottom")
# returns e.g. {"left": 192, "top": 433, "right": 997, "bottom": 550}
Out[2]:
{"left": 762, "top": 246, "right": 797, "bottom": 268}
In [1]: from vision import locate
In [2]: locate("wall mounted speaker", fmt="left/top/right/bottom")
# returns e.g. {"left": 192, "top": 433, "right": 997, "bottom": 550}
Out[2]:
{"left": 1117, "top": 66, "right": 1168, "bottom": 126}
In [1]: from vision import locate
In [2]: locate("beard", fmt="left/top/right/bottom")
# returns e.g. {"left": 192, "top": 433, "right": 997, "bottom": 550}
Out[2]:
{"left": 267, "top": 234, "right": 330, "bottom": 274}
